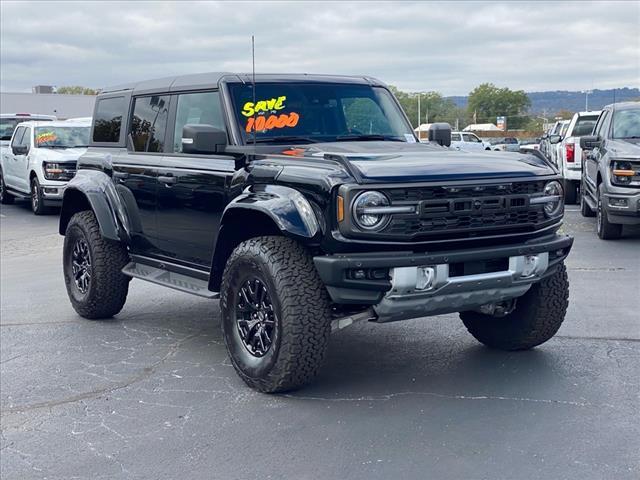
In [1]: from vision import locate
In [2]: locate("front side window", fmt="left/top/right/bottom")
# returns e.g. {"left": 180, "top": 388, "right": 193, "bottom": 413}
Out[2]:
{"left": 593, "top": 111, "right": 609, "bottom": 138}
{"left": 612, "top": 108, "right": 640, "bottom": 139}
{"left": 93, "top": 96, "right": 126, "bottom": 143}
{"left": 462, "top": 133, "right": 480, "bottom": 142}
{"left": 130, "top": 95, "right": 170, "bottom": 152}
{"left": 173, "top": 91, "right": 225, "bottom": 153}
{"left": 34, "top": 126, "right": 90, "bottom": 148}
{"left": 227, "top": 82, "right": 415, "bottom": 144}
{"left": 451, "top": 133, "right": 461, "bottom": 141}
{"left": 19, "top": 127, "right": 31, "bottom": 147}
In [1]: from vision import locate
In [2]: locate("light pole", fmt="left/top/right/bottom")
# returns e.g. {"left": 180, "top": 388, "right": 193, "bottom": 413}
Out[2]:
{"left": 416, "top": 91, "right": 428, "bottom": 139}
{"left": 583, "top": 90, "right": 592, "bottom": 111}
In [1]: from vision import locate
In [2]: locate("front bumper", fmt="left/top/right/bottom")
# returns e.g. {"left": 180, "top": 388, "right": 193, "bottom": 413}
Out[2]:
{"left": 39, "top": 183, "right": 66, "bottom": 205}
{"left": 314, "top": 233, "right": 573, "bottom": 323}
{"left": 603, "top": 188, "right": 640, "bottom": 225}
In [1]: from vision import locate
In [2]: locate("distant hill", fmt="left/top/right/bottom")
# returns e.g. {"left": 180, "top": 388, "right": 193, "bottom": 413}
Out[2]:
{"left": 448, "top": 88, "right": 639, "bottom": 114}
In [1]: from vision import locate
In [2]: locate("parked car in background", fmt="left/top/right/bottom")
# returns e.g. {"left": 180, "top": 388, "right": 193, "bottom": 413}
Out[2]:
{"left": 519, "top": 138, "right": 541, "bottom": 152}
{"left": 579, "top": 102, "right": 640, "bottom": 239}
{"left": 0, "top": 113, "right": 56, "bottom": 146}
{"left": 548, "top": 120, "right": 570, "bottom": 167}
{"left": 0, "top": 120, "right": 89, "bottom": 214}
{"left": 540, "top": 120, "right": 567, "bottom": 159}
{"left": 550, "top": 111, "right": 600, "bottom": 203}
{"left": 491, "top": 137, "right": 520, "bottom": 152}
{"left": 450, "top": 131, "right": 492, "bottom": 151}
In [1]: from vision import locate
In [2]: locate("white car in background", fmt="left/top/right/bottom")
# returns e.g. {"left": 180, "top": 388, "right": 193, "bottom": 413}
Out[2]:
{"left": 1, "top": 113, "right": 56, "bottom": 146}
{"left": 549, "top": 111, "right": 601, "bottom": 203}
{"left": 0, "top": 120, "right": 89, "bottom": 214}
{"left": 450, "top": 131, "right": 492, "bottom": 151}
{"left": 548, "top": 120, "right": 570, "bottom": 166}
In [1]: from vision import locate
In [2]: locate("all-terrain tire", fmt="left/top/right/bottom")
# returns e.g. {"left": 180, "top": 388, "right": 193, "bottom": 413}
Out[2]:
{"left": 596, "top": 184, "right": 622, "bottom": 240}
{"left": 220, "top": 236, "right": 332, "bottom": 393}
{"left": 0, "top": 169, "right": 15, "bottom": 205}
{"left": 460, "top": 264, "right": 569, "bottom": 350}
{"left": 63, "top": 210, "right": 130, "bottom": 319}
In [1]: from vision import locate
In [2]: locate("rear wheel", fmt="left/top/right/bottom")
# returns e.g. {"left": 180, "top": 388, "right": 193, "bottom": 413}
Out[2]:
{"left": 220, "top": 236, "right": 332, "bottom": 393}
{"left": 460, "top": 264, "right": 569, "bottom": 350}
{"left": 0, "top": 170, "right": 14, "bottom": 205}
{"left": 63, "top": 210, "right": 130, "bottom": 319}
{"left": 596, "top": 184, "right": 622, "bottom": 240}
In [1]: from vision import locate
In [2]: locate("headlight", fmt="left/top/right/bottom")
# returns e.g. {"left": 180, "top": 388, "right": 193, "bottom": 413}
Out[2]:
{"left": 610, "top": 160, "right": 639, "bottom": 187}
{"left": 352, "top": 191, "right": 391, "bottom": 230}
{"left": 43, "top": 162, "right": 64, "bottom": 180}
{"left": 542, "top": 181, "right": 564, "bottom": 218}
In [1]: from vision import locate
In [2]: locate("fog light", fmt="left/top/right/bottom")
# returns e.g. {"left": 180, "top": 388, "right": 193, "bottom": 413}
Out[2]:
{"left": 353, "top": 269, "right": 366, "bottom": 280}
{"left": 609, "top": 197, "right": 628, "bottom": 207}
{"left": 416, "top": 267, "right": 436, "bottom": 290}
{"left": 44, "top": 187, "right": 58, "bottom": 194}
{"left": 521, "top": 255, "right": 540, "bottom": 278}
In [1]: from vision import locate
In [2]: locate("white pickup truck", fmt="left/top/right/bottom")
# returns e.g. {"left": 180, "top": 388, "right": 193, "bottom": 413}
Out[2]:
{"left": 549, "top": 111, "right": 601, "bottom": 203}
{"left": 0, "top": 120, "right": 90, "bottom": 214}
{"left": 1, "top": 113, "right": 56, "bottom": 146}
{"left": 450, "top": 131, "right": 492, "bottom": 151}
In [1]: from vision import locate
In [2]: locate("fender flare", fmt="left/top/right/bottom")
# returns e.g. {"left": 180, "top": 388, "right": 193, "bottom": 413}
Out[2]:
{"left": 59, "top": 170, "right": 130, "bottom": 242}
{"left": 208, "top": 185, "right": 323, "bottom": 291}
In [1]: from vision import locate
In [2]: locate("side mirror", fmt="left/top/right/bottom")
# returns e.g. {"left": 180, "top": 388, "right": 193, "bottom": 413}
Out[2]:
{"left": 428, "top": 122, "right": 452, "bottom": 147}
{"left": 580, "top": 135, "right": 601, "bottom": 150}
{"left": 12, "top": 145, "right": 28, "bottom": 155}
{"left": 549, "top": 134, "right": 562, "bottom": 144}
{"left": 182, "top": 124, "right": 227, "bottom": 154}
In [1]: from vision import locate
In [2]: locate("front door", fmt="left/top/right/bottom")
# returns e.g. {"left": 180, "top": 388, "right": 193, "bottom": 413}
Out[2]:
{"left": 4, "top": 126, "right": 27, "bottom": 191}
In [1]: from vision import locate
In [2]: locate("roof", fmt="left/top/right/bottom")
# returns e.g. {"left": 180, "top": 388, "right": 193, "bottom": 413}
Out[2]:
{"left": 603, "top": 101, "right": 639, "bottom": 111}
{"left": 100, "top": 72, "right": 386, "bottom": 95}
{"left": 462, "top": 123, "right": 501, "bottom": 131}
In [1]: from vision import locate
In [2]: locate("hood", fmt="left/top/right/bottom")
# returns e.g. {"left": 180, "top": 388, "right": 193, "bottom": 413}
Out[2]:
{"left": 608, "top": 139, "right": 640, "bottom": 158}
{"left": 35, "top": 147, "right": 87, "bottom": 162}
{"left": 272, "top": 141, "right": 554, "bottom": 184}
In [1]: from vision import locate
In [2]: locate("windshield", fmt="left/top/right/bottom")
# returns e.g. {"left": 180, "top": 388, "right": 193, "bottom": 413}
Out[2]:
{"left": 227, "top": 82, "right": 415, "bottom": 144}
{"left": 612, "top": 107, "right": 640, "bottom": 139}
{"left": 34, "top": 126, "right": 90, "bottom": 148}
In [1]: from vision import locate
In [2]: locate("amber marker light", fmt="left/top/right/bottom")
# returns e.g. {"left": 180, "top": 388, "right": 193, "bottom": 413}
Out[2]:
{"left": 612, "top": 169, "right": 634, "bottom": 176}
{"left": 337, "top": 195, "right": 344, "bottom": 222}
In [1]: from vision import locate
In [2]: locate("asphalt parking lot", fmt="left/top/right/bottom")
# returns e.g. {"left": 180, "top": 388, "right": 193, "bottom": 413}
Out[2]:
{"left": 1, "top": 200, "right": 638, "bottom": 480}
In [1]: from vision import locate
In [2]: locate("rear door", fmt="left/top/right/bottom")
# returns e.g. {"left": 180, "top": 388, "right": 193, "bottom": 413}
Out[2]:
{"left": 154, "top": 90, "right": 234, "bottom": 268}
{"left": 4, "top": 126, "right": 25, "bottom": 189}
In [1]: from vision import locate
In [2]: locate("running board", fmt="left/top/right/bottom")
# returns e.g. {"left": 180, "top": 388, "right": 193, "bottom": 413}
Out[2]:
{"left": 122, "top": 262, "right": 219, "bottom": 299}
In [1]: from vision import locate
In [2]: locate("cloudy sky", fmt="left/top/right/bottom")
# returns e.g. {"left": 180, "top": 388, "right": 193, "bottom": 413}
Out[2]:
{"left": 1, "top": 1, "right": 638, "bottom": 95}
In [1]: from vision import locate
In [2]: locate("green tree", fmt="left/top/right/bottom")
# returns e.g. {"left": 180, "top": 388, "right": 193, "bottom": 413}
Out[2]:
{"left": 467, "top": 83, "right": 531, "bottom": 129}
{"left": 389, "top": 86, "right": 461, "bottom": 128}
{"left": 56, "top": 86, "right": 98, "bottom": 95}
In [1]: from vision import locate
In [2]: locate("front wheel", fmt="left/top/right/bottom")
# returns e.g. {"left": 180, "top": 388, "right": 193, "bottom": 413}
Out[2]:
{"left": 460, "top": 264, "right": 569, "bottom": 350}
{"left": 596, "top": 184, "right": 622, "bottom": 240}
{"left": 63, "top": 210, "right": 130, "bottom": 319}
{"left": 220, "top": 236, "right": 332, "bottom": 393}
{"left": 31, "top": 177, "right": 48, "bottom": 215}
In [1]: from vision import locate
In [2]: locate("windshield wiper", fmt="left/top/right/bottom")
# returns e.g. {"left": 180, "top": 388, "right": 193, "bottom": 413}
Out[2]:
{"left": 334, "top": 134, "right": 406, "bottom": 142}
{"left": 42, "top": 145, "right": 86, "bottom": 149}
{"left": 252, "top": 135, "right": 318, "bottom": 144}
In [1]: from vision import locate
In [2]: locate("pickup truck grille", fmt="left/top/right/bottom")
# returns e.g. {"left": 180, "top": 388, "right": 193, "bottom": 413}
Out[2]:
{"left": 58, "top": 165, "right": 77, "bottom": 181}
{"left": 380, "top": 181, "right": 551, "bottom": 240}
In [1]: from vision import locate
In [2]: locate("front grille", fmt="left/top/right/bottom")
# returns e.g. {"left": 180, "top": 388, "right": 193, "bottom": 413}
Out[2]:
{"left": 58, "top": 165, "right": 77, "bottom": 181}
{"left": 379, "top": 181, "right": 551, "bottom": 240}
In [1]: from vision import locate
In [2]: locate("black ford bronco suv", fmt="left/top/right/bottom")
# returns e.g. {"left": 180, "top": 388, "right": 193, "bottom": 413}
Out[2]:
{"left": 59, "top": 73, "right": 573, "bottom": 392}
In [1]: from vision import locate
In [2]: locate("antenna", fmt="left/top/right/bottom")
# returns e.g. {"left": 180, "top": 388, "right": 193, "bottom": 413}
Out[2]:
{"left": 251, "top": 35, "right": 257, "bottom": 152}
{"left": 612, "top": 88, "right": 616, "bottom": 139}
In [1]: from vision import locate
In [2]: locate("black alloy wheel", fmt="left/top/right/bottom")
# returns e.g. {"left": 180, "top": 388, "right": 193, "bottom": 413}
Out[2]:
{"left": 235, "top": 277, "right": 277, "bottom": 357}
{"left": 71, "top": 238, "right": 92, "bottom": 295}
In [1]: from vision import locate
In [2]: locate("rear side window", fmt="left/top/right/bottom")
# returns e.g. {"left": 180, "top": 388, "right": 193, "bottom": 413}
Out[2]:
{"left": 93, "top": 97, "right": 126, "bottom": 143}
{"left": 173, "top": 91, "right": 225, "bottom": 153}
{"left": 130, "top": 95, "right": 170, "bottom": 152}
{"left": 451, "top": 133, "right": 461, "bottom": 141}
{"left": 10, "top": 126, "right": 25, "bottom": 146}
{"left": 462, "top": 133, "right": 480, "bottom": 142}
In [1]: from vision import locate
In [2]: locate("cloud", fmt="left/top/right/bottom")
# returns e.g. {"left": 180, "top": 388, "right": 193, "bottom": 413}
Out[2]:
{"left": 1, "top": 1, "right": 638, "bottom": 94}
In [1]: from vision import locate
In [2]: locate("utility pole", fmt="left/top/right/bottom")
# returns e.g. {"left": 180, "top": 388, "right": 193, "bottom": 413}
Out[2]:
{"left": 417, "top": 93, "right": 421, "bottom": 131}
{"left": 583, "top": 90, "right": 592, "bottom": 111}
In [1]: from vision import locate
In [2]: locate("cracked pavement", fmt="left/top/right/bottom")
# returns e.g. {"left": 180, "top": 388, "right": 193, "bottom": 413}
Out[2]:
{"left": 1, "top": 202, "right": 639, "bottom": 480}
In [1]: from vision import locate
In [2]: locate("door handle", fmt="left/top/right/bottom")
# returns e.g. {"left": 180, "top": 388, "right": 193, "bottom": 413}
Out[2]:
{"left": 158, "top": 175, "right": 177, "bottom": 185}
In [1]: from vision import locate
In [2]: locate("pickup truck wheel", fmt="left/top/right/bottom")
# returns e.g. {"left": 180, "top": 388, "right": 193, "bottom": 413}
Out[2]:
{"left": 63, "top": 210, "right": 130, "bottom": 319}
{"left": 30, "top": 177, "right": 49, "bottom": 215}
{"left": 220, "top": 236, "right": 332, "bottom": 393}
{"left": 0, "top": 170, "right": 14, "bottom": 205}
{"left": 579, "top": 182, "right": 595, "bottom": 217}
{"left": 596, "top": 184, "right": 622, "bottom": 240}
{"left": 460, "top": 263, "right": 569, "bottom": 351}
{"left": 564, "top": 180, "right": 578, "bottom": 204}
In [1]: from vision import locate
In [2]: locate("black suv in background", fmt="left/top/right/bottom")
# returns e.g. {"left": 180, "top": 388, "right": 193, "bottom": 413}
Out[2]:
{"left": 580, "top": 102, "right": 640, "bottom": 239}
{"left": 59, "top": 73, "right": 573, "bottom": 392}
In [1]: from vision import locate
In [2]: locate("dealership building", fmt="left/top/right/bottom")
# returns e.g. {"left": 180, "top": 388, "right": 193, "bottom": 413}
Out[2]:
{"left": 0, "top": 87, "right": 95, "bottom": 119}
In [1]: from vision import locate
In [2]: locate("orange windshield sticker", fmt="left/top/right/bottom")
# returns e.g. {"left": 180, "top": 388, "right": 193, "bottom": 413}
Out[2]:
{"left": 245, "top": 112, "right": 300, "bottom": 133}
{"left": 36, "top": 132, "right": 57, "bottom": 144}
